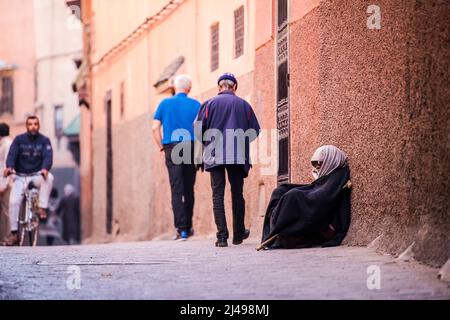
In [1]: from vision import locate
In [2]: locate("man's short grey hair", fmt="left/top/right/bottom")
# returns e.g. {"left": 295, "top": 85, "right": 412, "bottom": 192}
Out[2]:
{"left": 219, "top": 79, "right": 236, "bottom": 90}
{"left": 174, "top": 74, "right": 192, "bottom": 90}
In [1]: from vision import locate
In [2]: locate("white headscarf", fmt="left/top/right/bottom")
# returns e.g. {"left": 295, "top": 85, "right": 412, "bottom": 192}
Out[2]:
{"left": 311, "top": 145, "right": 348, "bottom": 180}
{"left": 64, "top": 184, "right": 75, "bottom": 197}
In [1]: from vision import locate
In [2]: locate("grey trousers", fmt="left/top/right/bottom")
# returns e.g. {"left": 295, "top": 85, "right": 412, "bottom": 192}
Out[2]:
{"left": 0, "top": 188, "right": 11, "bottom": 241}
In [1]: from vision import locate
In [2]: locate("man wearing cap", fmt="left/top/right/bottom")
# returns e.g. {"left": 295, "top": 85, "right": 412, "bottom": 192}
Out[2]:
{"left": 152, "top": 74, "right": 201, "bottom": 241}
{"left": 195, "top": 73, "right": 261, "bottom": 247}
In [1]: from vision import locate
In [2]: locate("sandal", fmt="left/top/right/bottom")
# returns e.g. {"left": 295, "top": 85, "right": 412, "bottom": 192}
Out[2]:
{"left": 4, "top": 233, "right": 19, "bottom": 246}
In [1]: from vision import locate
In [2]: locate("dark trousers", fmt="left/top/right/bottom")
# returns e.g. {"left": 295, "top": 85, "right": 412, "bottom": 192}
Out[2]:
{"left": 210, "top": 165, "right": 246, "bottom": 240}
{"left": 164, "top": 142, "right": 197, "bottom": 233}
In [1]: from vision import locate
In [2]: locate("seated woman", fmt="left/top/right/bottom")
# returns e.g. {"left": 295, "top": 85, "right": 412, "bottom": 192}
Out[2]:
{"left": 259, "top": 145, "right": 352, "bottom": 250}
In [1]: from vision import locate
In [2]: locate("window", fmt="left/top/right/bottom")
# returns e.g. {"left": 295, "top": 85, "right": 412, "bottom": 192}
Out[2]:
{"left": 66, "top": 0, "right": 81, "bottom": 11}
{"left": 0, "top": 77, "right": 14, "bottom": 115}
{"left": 211, "top": 23, "right": 219, "bottom": 72}
{"left": 54, "top": 105, "right": 64, "bottom": 138}
{"left": 120, "top": 81, "right": 125, "bottom": 118}
{"left": 234, "top": 6, "right": 245, "bottom": 58}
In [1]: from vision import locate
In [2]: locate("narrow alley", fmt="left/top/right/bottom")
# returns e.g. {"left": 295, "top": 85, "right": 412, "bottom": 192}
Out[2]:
{"left": 1, "top": 239, "right": 449, "bottom": 300}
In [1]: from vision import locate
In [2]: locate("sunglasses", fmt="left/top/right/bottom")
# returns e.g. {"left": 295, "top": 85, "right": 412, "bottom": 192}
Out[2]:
{"left": 311, "top": 161, "right": 323, "bottom": 169}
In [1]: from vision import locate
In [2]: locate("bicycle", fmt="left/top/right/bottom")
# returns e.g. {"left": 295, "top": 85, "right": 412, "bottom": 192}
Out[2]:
{"left": 10, "top": 172, "right": 43, "bottom": 247}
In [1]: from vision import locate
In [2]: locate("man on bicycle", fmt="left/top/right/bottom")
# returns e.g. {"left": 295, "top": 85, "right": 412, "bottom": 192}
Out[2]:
{"left": 3, "top": 116, "right": 54, "bottom": 246}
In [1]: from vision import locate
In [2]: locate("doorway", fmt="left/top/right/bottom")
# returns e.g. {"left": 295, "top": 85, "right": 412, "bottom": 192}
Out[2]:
{"left": 105, "top": 91, "right": 113, "bottom": 234}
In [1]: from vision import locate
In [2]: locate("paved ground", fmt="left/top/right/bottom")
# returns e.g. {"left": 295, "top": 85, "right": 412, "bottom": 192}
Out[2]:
{"left": 0, "top": 238, "right": 449, "bottom": 300}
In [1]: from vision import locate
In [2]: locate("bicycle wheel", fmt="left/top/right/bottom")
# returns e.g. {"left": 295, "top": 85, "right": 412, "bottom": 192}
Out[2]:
{"left": 29, "top": 213, "right": 40, "bottom": 247}
{"left": 17, "top": 199, "right": 27, "bottom": 247}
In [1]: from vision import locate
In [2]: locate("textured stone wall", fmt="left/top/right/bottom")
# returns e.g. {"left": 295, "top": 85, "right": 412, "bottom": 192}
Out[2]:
{"left": 289, "top": 0, "right": 449, "bottom": 266}
{"left": 252, "top": 41, "right": 278, "bottom": 239}
{"left": 290, "top": 5, "right": 321, "bottom": 183}
{"left": 91, "top": 115, "right": 154, "bottom": 242}
{"left": 91, "top": 128, "right": 107, "bottom": 241}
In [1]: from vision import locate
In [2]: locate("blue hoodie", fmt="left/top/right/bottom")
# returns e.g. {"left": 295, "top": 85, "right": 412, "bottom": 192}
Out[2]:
{"left": 6, "top": 133, "right": 53, "bottom": 174}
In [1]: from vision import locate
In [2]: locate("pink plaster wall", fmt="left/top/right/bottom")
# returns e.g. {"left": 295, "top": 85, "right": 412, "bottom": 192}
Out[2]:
{"left": 289, "top": 0, "right": 449, "bottom": 266}
{"left": 0, "top": 0, "right": 36, "bottom": 124}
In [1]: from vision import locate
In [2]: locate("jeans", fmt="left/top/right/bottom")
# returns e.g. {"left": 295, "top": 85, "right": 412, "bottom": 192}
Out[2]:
{"left": 210, "top": 165, "right": 246, "bottom": 240}
{"left": 164, "top": 142, "right": 197, "bottom": 233}
{"left": 9, "top": 173, "right": 54, "bottom": 232}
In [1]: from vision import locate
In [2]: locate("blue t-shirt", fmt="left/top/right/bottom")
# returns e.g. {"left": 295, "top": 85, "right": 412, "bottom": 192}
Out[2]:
{"left": 154, "top": 93, "right": 201, "bottom": 145}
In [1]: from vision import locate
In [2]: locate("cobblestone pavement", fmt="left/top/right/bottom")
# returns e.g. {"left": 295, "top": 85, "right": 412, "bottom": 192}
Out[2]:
{"left": 1, "top": 238, "right": 449, "bottom": 300}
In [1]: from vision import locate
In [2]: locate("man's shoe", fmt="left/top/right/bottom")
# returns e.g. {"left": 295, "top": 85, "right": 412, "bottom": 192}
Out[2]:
{"left": 180, "top": 230, "right": 188, "bottom": 241}
{"left": 5, "top": 233, "right": 19, "bottom": 246}
{"left": 173, "top": 233, "right": 181, "bottom": 240}
{"left": 38, "top": 208, "right": 48, "bottom": 223}
{"left": 233, "top": 229, "right": 250, "bottom": 245}
{"left": 174, "top": 228, "right": 194, "bottom": 240}
{"left": 215, "top": 239, "right": 228, "bottom": 247}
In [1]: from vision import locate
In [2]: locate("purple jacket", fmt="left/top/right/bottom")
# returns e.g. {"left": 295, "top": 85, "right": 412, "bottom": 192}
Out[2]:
{"left": 195, "top": 90, "right": 261, "bottom": 175}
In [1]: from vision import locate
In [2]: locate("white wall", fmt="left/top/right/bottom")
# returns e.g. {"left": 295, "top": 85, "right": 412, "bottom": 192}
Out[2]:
{"left": 33, "top": 0, "right": 82, "bottom": 168}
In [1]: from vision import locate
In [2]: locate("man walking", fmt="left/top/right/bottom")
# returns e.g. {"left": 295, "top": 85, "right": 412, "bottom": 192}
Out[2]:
{"left": 196, "top": 73, "right": 261, "bottom": 247}
{"left": 152, "top": 75, "right": 201, "bottom": 241}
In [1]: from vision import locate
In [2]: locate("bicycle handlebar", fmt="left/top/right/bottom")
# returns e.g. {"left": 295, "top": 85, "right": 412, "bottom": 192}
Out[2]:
{"left": 7, "top": 171, "right": 44, "bottom": 178}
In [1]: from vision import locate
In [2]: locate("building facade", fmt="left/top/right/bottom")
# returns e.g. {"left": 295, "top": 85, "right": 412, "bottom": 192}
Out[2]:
{"left": 0, "top": 0, "right": 37, "bottom": 135}
{"left": 0, "top": 0, "right": 82, "bottom": 194}
{"left": 34, "top": 0, "right": 83, "bottom": 194}
{"left": 78, "top": 0, "right": 449, "bottom": 267}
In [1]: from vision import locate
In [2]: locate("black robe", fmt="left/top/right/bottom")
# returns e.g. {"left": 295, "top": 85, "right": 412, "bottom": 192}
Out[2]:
{"left": 262, "top": 166, "right": 351, "bottom": 249}
{"left": 58, "top": 194, "right": 81, "bottom": 243}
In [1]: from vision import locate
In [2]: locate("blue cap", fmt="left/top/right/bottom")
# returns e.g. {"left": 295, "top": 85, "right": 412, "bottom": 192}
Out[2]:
{"left": 218, "top": 73, "right": 238, "bottom": 86}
